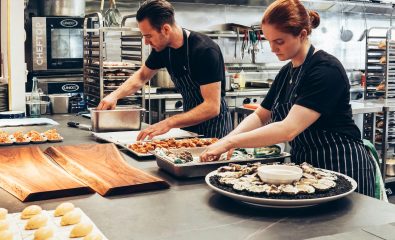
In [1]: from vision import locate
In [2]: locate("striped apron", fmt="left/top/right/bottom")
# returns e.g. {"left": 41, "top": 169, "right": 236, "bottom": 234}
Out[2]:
{"left": 271, "top": 46, "right": 376, "bottom": 197}
{"left": 167, "top": 29, "right": 232, "bottom": 138}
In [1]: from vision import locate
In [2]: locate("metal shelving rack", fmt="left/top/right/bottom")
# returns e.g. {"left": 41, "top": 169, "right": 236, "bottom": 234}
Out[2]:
{"left": 382, "top": 27, "right": 395, "bottom": 183}
{"left": 365, "top": 27, "right": 387, "bottom": 100}
{"left": 364, "top": 27, "right": 395, "bottom": 184}
{"left": 83, "top": 12, "right": 146, "bottom": 109}
{"left": 363, "top": 28, "right": 387, "bottom": 150}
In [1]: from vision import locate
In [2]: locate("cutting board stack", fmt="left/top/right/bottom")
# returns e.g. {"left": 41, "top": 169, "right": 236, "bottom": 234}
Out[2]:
{"left": 0, "top": 143, "right": 169, "bottom": 202}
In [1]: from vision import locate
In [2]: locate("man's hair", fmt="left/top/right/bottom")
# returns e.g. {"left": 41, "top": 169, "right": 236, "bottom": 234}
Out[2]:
{"left": 136, "top": 0, "right": 175, "bottom": 31}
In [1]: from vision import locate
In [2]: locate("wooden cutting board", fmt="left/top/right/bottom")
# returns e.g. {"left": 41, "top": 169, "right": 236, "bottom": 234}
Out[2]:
{"left": 45, "top": 143, "right": 169, "bottom": 196}
{"left": 0, "top": 147, "right": 92, "bottom": 202}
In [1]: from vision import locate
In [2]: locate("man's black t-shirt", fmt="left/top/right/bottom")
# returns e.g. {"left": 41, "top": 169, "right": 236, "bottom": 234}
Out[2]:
{"left": 145, "top": 30, "right": 226, "bottom": 97}
{"left": 261, "top": 50, "right": 361, "bottom": 140}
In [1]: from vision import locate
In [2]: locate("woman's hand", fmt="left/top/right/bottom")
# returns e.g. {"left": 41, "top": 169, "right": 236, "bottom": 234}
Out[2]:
{"left": 200, "top": 139, "right": 233, "bottom": 162}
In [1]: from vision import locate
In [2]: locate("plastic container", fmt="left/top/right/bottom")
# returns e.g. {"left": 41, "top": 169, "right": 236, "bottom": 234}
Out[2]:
{"left": 29, "top": 77, "right": 41, "bottom": 118}
{"left": 238, "top": 70, "right": 246, "bottom": 89}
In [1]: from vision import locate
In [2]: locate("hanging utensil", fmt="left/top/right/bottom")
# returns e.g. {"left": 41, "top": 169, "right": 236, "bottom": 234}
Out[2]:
{"left": 234, "top": 28, "right": 238, "bottom": 59}
{"left": 241, "top": 30, "right": 248, "bottom": 59}
{"left": 256, "top": 30, "right": 263, "bottom": 53}
{"left": 340, "top": 7, "right": 353, "bottom": 42}
{"left": 358, "top": 3, "right": 368, "bottom": 41}
{"left": 104, "top": 0, "right": 113, "bottom": 27}
{"left": 99, "top": 0, "right": 106, "bottom": 23}
{"left": 109, "top": 0, "right": 122, "bottom": 27}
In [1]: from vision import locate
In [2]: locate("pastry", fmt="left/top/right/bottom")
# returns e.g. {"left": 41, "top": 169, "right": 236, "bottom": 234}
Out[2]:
{"left": 21, "top": 205, "right": 42, "bottom": 219}
{"left": 70, "top": 222, "right": 93, "bottom": 238}
{"left": 54, "top": 202, "right": 74, "bottom": 217}
{"left": 60, "top": 210, "right": 81, "bottom": 226}
{"left": 25, "top": 214, "right": 48, "bottom": 230}
{"left": 380, "top": 56, "right": 386, "bottom": 64}
{"left": 34, "top": 226, "right": 54, "bottom": 240}
{"left": 83, "top": 233, "right": 103, "bottom": 240}
{"left": 0, "top": 230, "right": 12, "bottom": 240}
{"left": 378, "top": 40, "right": 386, "bottom": 49}
{"left": 376, "top": 81, "right": 385, "bottom": 91}
{"left": 0, "top": 208, "right": 7, "bottom": 220}
{"left": 0, "top": 220, "right": 9, "bottom": 231}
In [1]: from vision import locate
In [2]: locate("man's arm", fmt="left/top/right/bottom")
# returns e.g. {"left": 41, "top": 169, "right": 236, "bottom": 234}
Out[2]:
{"left": 97, "top": 65, "right": 158, "bottom": 110}
{"left": 137, "top": 81, "right": 221, "bottom": 140}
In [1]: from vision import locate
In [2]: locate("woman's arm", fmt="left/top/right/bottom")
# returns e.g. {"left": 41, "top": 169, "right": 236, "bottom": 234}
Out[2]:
{"left": 224, "top": 107, "right": 272, "bottom": 139}
{"left": 226, "top": 104, "right": 320, "bottom": 148}
{"left": 200, "top": 104, "right": 320, "bottom": 161}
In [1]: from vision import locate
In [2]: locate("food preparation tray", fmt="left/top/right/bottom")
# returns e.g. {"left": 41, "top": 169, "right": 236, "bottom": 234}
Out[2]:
{"left": 90, "top": 106, "right": 144, "bottom": 132}
{"left": 154, "top": 147, "right": 291, "bottom": 178}
{"left": 4, "top": 207, "right": 107, "bottom": 240}
{"left": 92, "top": 128, "right": 199, "bottom": 157}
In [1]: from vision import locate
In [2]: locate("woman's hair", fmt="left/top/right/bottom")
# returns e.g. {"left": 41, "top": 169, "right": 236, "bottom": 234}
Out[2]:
{"left": 261, "top": 0, "right": 320, "bottom": 36}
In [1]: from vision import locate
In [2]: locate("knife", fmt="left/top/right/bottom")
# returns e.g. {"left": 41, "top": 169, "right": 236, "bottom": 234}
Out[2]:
{"left": 67, "top": 121, "right": 92, "bottom": 131}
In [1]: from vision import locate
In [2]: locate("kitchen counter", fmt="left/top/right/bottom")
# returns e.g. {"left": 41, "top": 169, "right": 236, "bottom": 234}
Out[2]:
{"left": 1, "top": 115, "right": 395, "bottom": 240}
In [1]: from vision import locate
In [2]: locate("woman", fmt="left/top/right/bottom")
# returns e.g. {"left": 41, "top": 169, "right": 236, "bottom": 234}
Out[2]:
{"left": 201, "top": 0, "right": 375, "bottom": 197}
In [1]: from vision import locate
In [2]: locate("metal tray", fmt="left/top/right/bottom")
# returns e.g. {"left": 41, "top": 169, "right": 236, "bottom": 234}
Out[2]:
{"left": 121, "top": 143, "right": 154, "bottom": 157}
{"left": 92, "top": 129, "right": 200, "bottom": 157}
{"left": 90, "top": 106, "right": 144, "bottom": 132}
{"left": 154, "top": 147, "right": 291, "bottom": 178}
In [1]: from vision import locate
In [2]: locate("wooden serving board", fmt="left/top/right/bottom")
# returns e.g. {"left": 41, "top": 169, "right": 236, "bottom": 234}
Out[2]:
{"left": 45, "top": 143, "right": 169, "bottom": 196}
{"left": 0, "top": 146, "right": 92, "bottom": 202}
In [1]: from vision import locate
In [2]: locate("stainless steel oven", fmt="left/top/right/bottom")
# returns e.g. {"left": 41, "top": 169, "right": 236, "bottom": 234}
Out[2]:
{"left": 30, "top": 17, "right": 84, "bottom": 71}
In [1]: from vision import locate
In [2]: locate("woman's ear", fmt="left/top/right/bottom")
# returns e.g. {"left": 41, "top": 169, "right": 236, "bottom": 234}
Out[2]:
{"left": 300, "top": 29, "right": 308, "bottom": 42}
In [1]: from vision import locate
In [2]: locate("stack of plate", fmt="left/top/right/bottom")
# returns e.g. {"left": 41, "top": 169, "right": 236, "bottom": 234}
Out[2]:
{"left": 0, "top": 83, "right": 8, "bottom": 112}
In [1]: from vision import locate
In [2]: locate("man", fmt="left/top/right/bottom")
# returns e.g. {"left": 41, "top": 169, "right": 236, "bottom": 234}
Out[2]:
{"left": 97, "top": 0, "right": 232, "bottom": 140}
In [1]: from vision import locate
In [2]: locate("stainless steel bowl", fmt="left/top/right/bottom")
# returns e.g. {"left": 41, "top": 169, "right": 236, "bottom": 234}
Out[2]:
{"left": 90, "top": 106, "right": 145, "bottom": 132}
{"left": 386, "top": 159, "right": 395, "bottom": 177}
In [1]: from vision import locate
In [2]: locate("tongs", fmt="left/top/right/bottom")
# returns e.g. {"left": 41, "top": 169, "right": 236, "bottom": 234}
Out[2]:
{"left": 241, "top": 30, "right": 248, "bottom": 59}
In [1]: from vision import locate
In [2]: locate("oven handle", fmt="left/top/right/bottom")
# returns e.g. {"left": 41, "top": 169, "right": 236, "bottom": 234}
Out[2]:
{"left": 84, "top": 12, "right": 105, "bottom": 30}
{"left": 121, "top": 14, "right": 136, "bottom": 27}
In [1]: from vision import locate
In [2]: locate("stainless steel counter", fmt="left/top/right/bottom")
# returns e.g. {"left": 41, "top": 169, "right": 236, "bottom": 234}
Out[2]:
{"left": 0, "top": 115, "right": 395, "bottom": 240}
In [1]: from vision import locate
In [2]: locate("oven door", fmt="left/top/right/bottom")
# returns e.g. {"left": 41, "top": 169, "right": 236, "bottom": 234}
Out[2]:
{"left": 46, "top": 17, "right": 84, "bottom": 70}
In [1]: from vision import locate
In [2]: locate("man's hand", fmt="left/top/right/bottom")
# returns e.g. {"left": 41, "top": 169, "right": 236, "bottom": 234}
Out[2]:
{"left": 97, "top": 94, "right": 118, "bottom": 110}
{"left": 137, "top": 119, "right": 172, "bottom": 141}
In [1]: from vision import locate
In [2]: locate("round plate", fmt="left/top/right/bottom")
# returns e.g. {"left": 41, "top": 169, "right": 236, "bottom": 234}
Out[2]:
{"left": 31, "top": 137, "right": 48, "bottom": 144}
{"left": 47, "top": 137, "right": 64, "bottom": 143}
{"left": 205, "top": 170, "right": 357, "bottom": 208}
{"left": 0, "top": 142, "right": 13, "bottom": 146}
{"left": 14, "top": 140, "right": 31, "bottom": 145}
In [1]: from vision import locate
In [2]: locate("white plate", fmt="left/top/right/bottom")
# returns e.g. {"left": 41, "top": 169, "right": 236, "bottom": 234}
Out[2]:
{"left": 205, "top": 170, "right": 357, "bottom": 208}
{"left": 47, "top": 136, "right": 64, "bottom": 143}
{"left": 0, "top": 141, "right": 13, "bottom": 146}
{"left": 30, "top": 136, "right": 48, "bottom": 144}
{"left": 14, "top": 140, "right": 31, "bottom": 145}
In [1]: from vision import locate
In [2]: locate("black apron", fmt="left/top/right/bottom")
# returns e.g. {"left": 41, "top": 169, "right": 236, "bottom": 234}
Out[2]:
{"left": 167, "top": 29, "right": 232, "bottom": 138}
{"left": 271, "top": 45, "right": 376, "bottom": 197}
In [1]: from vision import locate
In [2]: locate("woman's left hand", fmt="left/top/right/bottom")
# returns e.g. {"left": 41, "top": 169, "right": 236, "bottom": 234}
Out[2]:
{"left": 200, "top": 139, "right": 232, "bottom": 162}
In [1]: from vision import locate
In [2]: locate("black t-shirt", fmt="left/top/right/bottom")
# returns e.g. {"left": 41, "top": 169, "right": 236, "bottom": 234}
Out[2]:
{"left": 261, "top": 50, "right": 361, "bottom": 140}
{"left": 145, "top": 30, "right": 226, "bottom": 97}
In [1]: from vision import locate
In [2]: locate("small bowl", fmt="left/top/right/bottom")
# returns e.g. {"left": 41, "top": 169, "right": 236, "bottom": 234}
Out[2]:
{"left": 257, "top": 165, "right": 303, "bottom": 185}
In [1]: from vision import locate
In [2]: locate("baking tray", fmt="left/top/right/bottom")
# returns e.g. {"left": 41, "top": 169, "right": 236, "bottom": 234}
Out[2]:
{"left": 4, "top": 207, "right": 107, "bottom": 240}
{"left": 92, "top": 129, "right": 200, "bottom": 157}
{"left": 154, "top": 147, "right": 291, "bottom": 178}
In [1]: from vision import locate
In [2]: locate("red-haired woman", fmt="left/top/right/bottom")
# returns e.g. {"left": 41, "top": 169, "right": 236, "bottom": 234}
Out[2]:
{"left": 201, "top": 0, "right": 375, "bottom": 196}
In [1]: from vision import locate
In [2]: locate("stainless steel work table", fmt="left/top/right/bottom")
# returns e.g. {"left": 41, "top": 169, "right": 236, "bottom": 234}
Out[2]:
{"left": 0, "top": 115, "right": 395, "bottom": 239}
